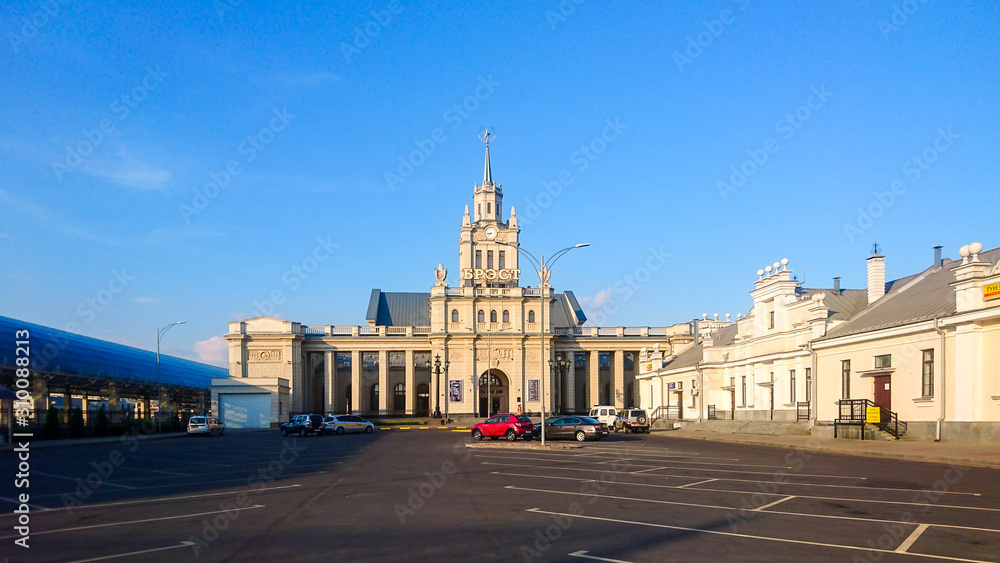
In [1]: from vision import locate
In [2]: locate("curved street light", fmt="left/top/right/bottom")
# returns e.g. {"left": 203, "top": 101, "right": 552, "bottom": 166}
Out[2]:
{"left": 499, "top": 242, "right": 589, "bottom": 445}
{"left": 156, "top": 321, "right": 186, "bottom": 433}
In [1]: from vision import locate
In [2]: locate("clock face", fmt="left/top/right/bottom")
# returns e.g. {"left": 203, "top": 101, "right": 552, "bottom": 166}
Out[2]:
{"left": 484, "top": 227, "right": 497, "bottom": 240}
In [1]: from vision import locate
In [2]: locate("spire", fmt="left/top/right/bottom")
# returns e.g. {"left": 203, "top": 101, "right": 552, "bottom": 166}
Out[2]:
{"left": 479, "top": 129, "right": 495, "bottom": 186}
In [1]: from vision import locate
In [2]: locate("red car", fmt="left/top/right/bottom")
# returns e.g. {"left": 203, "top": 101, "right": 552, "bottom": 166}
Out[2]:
{"left": 472, "top": 414, "right": 535, "bottom": 442}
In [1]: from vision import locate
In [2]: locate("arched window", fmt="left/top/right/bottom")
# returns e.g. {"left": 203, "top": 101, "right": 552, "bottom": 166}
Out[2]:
{"left": 528, "top": 310, "right": 536, "bottom": 323}
{"left": 502, "top": 310, "right": 509, "bottom": 323}
{"left": 451, "top": 309, "right": 459, "bottom": 322}
{"left": 478, "top": 310, "right": 485, "bottom": 323}
{"left": 490, "top": 310, "right": 497, "bottom": 323}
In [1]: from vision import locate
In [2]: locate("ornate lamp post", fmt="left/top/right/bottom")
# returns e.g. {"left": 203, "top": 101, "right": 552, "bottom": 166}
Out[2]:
{"left": 433, "top": 354, "right": 442, "bottom": 419}
{"left": 549, "top": 357, "right": 571, "bottom": 415}
{"left": 156, "top": 321, "right": 185, "bottom": 433}
{"left": 499, "top": 242, "right": 588, "bottom": 445}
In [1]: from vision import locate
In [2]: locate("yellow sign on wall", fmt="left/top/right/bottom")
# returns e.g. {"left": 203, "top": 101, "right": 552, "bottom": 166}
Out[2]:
{"left": 985, "top": 283, "right": 1000, "bottom": 301}
{"left": 866, "top": 406, "right": 881, "bottom": 424}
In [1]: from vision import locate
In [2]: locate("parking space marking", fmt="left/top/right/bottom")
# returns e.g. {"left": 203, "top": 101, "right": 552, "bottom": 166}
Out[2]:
{"left": 103, "top": 461, "right": 342, "bottom": 483}
{"left": 495, "top": 472, "right": 1000, "bottom": 519}
{"left": 525, "top": 508, "right": 996, "bottom": 563}
{"left": 568, "top": 550, "right": 633, "bottom": 563}
{"left": 28, "top": 471, "right": 330, "bottom": 500}
{"left": 131, "top": 456, "right": 232, "bottom": 467}
{"left": 67, "top": 540, "right": 197, "bottom": 562}
{"left": 755, "top": 495, "right": 795, "bottom": 511}
{"left": 896, "top": 524, "right": 930, "bottom": 553}
{"left": 0, "top": 505, "right": 265, "bottom": 539}
{"left": 119, "top": 466, "right": 191, "bottom": 477}
{"left": 678, "top": 478, "right": 718, "bottom": 488}
{"left": 34, "top": 471, "right": 137, "bottom": 490}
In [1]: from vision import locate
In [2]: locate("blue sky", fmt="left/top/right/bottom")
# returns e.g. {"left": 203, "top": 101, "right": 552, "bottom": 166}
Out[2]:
{"left": 1, "top": 0, "right": 997, "bottom": 366}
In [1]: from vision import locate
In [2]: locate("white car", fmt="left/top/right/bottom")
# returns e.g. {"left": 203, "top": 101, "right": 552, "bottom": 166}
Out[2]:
{"left": 323, "top": 415, "right": 375, "bottom": 434}
{"left": 187, "top": 416, "right": 224, "bottom": 436}
{"left": 588, "top": 405, "right": 618, "bottom": 429}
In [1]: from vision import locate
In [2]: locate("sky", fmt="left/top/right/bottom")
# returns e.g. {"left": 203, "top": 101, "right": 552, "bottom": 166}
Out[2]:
{"left": 1, "top": 0, "right": 998, "bottom": 367}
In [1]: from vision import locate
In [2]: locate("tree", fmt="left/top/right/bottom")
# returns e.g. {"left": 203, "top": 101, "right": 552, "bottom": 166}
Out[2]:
{"left": 42, "top": 408, "right": 61, "bottom": 440}
{"left": 69, "top": 407, "right": 85, "bottom": 438}
{"left": 94, "top": 406, "right": 109, "bottom": 437}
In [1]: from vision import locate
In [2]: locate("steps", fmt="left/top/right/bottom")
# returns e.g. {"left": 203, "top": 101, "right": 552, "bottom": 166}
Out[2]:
{"left": 671, "top": 420, "right": 811, "bottom": 436}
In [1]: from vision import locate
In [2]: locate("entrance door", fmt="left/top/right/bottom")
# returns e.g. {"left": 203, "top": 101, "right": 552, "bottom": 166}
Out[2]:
{"left": 873, "top": 375, "right": 891, "bottom": 411}
{"left": 416, "top": 383, "right": 429, "bottom": 416}
{"left": 479, "top": 371, "right": 507, "bottom": 416}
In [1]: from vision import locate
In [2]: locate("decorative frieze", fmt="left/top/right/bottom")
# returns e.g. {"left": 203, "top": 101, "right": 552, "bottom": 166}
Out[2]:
{"left": 249, "top": 349, "right": 282, "bottom": 362}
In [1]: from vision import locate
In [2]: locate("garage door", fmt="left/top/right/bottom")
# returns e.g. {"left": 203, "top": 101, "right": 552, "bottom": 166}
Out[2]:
{"left": 220, "top": 394, "right": 271, "bottom": 429}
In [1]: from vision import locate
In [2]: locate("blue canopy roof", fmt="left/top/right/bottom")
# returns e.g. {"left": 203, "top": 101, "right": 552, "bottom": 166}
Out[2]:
{"left": 0, "top": 315, "right": 225, "bottom": 390}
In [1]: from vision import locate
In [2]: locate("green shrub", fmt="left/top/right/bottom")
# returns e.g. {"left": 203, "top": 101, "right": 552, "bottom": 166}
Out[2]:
{"left": 69, "top": 407, "right": 85, "bottom": 438}
{"left": 94, "top": 406, "right": 109, "bottom": 437}
{"left": 42, "top": 408, "right": 61, "bottom": 440}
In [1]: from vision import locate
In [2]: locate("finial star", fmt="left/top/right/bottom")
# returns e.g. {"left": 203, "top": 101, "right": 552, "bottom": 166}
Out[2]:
{"left": 479, "top": 128, "right": 495, "bottom": 145}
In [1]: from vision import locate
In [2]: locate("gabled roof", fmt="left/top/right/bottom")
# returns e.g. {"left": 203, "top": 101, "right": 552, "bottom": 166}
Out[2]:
{"left": 822, "top": 247, "right": 1000, "bottom": 339}
{"left": 797, "top": 287, "right": 869, "bottom": 321}
{"left": 662, "top": 324, "right": 738, "bottom": 371}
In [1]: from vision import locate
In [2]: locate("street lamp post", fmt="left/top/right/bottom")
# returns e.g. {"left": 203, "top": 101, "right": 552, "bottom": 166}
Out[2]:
{"left": 156, "top": 321, "right": 186, "bottom": 434}
{"left": 499, "top": 242, "right": 589, "bottom": 445}
{"left": 433, "top": 354, "right": 442, "bottom": 419}
{"left": 443, "top": 359, "right": 451, "bottom": 423}
{"left": 549, "top": 357, "right": 570, "bottom": 415}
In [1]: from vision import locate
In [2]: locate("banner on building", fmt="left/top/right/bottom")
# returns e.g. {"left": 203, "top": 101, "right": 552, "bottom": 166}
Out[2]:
{"left": 448, "top": 380, "right": 462, "bottom": 402}
{"left": 527, "top": 379, "right": 539, "bottom": 402}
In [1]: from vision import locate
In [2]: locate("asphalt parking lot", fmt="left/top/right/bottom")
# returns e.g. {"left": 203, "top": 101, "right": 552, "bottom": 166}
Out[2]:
{"left": 1, "top": 428, "right": 998, "bottom": 562}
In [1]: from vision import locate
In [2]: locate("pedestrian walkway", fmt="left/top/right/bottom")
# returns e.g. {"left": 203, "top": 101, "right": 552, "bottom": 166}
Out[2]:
{"left": 654, "top": 427, "right": 1000, "bottom": 468}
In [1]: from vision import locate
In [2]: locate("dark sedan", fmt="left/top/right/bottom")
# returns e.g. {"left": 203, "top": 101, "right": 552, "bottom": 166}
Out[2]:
{"left": 542, "top": 416, "right": 608, "bottom": 441}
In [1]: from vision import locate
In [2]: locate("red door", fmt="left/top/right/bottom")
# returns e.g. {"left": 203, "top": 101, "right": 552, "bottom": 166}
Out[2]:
{"left": 873, "top": 375, "right": 891, "bottom": 411}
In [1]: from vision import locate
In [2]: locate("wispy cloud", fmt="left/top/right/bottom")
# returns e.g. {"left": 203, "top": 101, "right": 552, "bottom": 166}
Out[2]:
{"left": 274, "top": 70, "right": 341, "bottom": 87}
{"left": 0, "top": 189, "right": 117, "bottom": 245}
{"left": 82, "top": 147, "right": 172, "bottom": 190}
{"left": 133, "top": 296, "right": 160, "bottom": 303}
{"left": 194, "top": 336, "right": 228, "bottom": 366}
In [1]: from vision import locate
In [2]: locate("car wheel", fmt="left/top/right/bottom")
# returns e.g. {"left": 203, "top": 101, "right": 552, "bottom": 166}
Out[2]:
{"left": 336, "top": 427, "right": 345, "bottom": 435}
{"left": 575, "top": 431, "right": 587, "bottom": 442}
{"left": 506, "top": 430, "right": 517, "bottom": 442}
{"left": 299, "top": 428, "right": 306, "bottom": 437}
{"left": 365, "top": 426, "right": 373, "bottom": 434}
{"left": 472, "top": 429, "right": 483, "bottom": 441}
{"left": 281, "top": 428, "right": 288, "bottom": 436}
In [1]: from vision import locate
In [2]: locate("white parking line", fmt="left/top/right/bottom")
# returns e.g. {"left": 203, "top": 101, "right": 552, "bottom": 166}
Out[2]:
{"left": 569, "top": 550, "right": 633, "bottom": 562}
{"left": 131, "top": 456, "right": 232, "bottom": 467}
{"left": 678, "top": 479, "right": 718, "bottom": 488}
{"left": 525, "top": 508, "right": 996, "bottom": 563}
{"left": 27, "top": 471, "right": 329, "bottom": 500}
{"left": 67, "top": 541, "right": 197, "bottom": 562}
{"left": 34, "top": 471, "right": 136, "bottom": 490}
{"left": 0, "top": 505, "right": 264, "bottom": 539}
{"left": 896, "top": 524, "right": 930, "bottom": 553}
{"left": 119, "top": 466, "right": 191, "bottom": 477}
{"left": 754, "top": 495, "right": 795, "bottom": 511}
{"left": 495, "top": 472, "right": 1000, "bottom": 517}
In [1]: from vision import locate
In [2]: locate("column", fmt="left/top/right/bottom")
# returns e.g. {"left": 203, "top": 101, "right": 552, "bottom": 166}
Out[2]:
{"left": 325, "top": 351, "right": 335, "bottom": 414}
{"left": 291, "top": 352, "right": 304, "bottom": 414}
{"left": 350, "top": 351, "right": 361, "bottom": 415}
{"left": 589, "top": 351, "right": 600, "bottom": 407}
{"left": 63, "top": 388, "right": 72, "bottom": 420}
{"left": 565, "top": 354, "right": 576, "bottom": 413}
{"left": 142, "top": 397, "right": 151, "bottom": 419}
{"left": 405, "top": 349, "right": 415, "bottom": 415}
{"left": 378, "top": 350, "right": 389, "bottom": 416}
{"left": 614, "top": 350, "right": 625, "bottom": 409}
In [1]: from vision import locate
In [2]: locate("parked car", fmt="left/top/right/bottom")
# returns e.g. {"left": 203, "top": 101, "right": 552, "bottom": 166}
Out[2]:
{"left": 472, "top": 414, "right": 535, "bottom": 441}
{"left": 324, "top": 415, "right": 374, "bottom": 434}
{"left": 588, "top": 405, "right": 618, "bottom": 428}
{"left": 187, "top": 416, "right": 224, "bottom": 436}
{"left": 543, "top": 416, "right": 608, "bottom": 441}
{"left": 615, "top": 408, "right": 650, "bottom": 433}
{"left": 281, "top": 414, "right": 326, "bottom": 436}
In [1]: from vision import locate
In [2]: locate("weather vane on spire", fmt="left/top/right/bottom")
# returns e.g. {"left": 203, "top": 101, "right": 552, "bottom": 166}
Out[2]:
{"left": 479, "top": 128, "right": 495, "bottom": 145}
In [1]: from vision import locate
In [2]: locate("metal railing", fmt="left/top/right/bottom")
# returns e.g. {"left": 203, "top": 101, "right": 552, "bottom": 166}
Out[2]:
{"left": 835, "top": 399, "right": 907, "bottom": 439}
{"left": 796, "top": 401, "right": 811, "bottom": 421}
{"left": 707, "top": 404, "right": 733, "bottom": 420}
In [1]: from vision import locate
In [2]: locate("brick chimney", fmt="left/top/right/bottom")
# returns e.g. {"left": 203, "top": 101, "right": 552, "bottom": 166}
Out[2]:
{"left": 867, "top": 253, "right": 885, "bottom": 304}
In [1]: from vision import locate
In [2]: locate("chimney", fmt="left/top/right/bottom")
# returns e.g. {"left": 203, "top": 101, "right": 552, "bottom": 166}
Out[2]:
{"left": 867, "top": 253, "right": 886, "bottom": 304}
{"left": 933, "top": 245, "right": 943, "bottom": 268}
{"left": 833, "top": 276, "right": 841, "bottom": 293}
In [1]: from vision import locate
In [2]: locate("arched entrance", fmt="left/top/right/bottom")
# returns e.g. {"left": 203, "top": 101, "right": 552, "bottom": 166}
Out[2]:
{"left": 416, "top": 383, "right": 429, "bottom": 416}
{"left": 479, "top": 369, "right": 509, "bottom": 416}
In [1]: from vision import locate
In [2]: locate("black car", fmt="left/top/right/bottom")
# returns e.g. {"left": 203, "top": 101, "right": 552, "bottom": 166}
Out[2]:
{"left": 543, "top": 416, "right": 609, "bottom": 441}
{"left": 281, "top": 414, "right": 326, "bottom": 436}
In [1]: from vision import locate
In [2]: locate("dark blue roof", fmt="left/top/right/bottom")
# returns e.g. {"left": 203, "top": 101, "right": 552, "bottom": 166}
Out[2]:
{"left": 0, "top": 315, "right": 225, "bottom": 389}
{"left": 366, "top": 290, "right": 431, "bottom": 326}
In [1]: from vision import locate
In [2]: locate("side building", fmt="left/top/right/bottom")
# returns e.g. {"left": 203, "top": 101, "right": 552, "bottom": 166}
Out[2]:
{"left": 638, "top": 242, "right": 1000, "bottom": 442}
{"left": 213, "top": 140, "right": 694, "bottom": 427}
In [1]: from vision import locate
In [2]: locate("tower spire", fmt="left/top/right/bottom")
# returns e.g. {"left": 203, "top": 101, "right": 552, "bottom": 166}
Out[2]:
{"left": 479, "top": 129, "right": 495, "bottom": 186}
